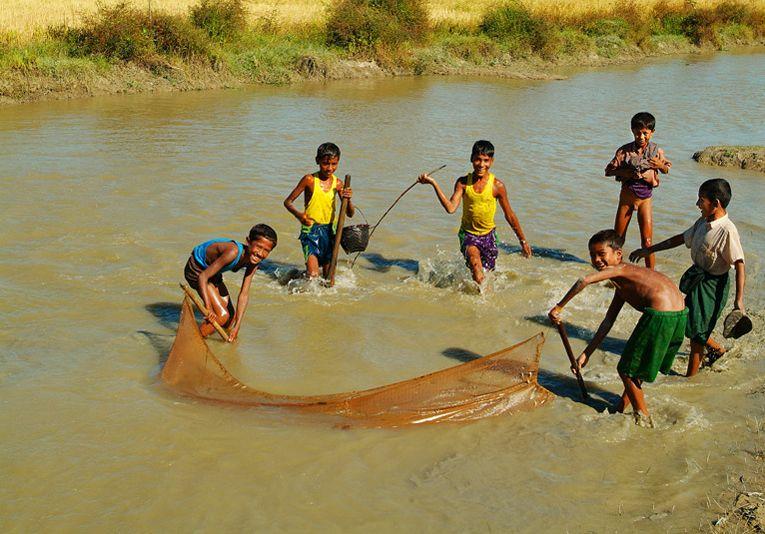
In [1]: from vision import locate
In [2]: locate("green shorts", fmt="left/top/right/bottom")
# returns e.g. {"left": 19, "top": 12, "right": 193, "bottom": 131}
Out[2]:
{"left": 617, "top": 308, "right": 688, "bottom": 382}
{"left": 680, "top": 264, "right": 730, "bottom": 344}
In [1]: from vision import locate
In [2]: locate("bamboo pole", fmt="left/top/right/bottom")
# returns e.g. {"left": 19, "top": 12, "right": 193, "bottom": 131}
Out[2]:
{"left": 556, "top": 322, "right": 589, "bottom": 400}
{"left": 180, "top": 282, "right": 229, "bottom": 342}
{"left": 327, "top": 174, "right": 351, "bottom": 287}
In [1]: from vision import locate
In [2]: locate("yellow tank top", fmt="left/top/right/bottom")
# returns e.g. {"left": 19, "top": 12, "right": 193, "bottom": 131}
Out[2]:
{"left": 460, "top": 173, "right": 496, "bottom": 235}
{"left": 305, "top": 174, "right": 338, "bottom": 225}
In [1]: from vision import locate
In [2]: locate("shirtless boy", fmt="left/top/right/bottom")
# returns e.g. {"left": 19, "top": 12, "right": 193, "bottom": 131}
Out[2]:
{"left": 283, "top": 142, "right": 354, "bottom": 279}
{"left": 418, "top": 140, "right": 531, "bottom": 285}
{"left": 548, "top": 229, "right": 687, "bottom": 423}
{"left": 184, "top": 224, "right": 277, "bottom": 341}
{"left": 630, "top": 179, "right": 746, "bottom": 376}
{"left": 606, "top": 112, "right": 671, "bottom": 269}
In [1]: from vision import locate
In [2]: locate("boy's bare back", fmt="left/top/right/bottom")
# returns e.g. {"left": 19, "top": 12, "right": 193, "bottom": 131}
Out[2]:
{"left": 601, "top": 263, "right": 684, "bottom": 312}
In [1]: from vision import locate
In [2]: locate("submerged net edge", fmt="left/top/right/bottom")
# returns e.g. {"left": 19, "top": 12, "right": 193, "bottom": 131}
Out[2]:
{"left": 161, "top": 297, "right": 554, "bottom": 427}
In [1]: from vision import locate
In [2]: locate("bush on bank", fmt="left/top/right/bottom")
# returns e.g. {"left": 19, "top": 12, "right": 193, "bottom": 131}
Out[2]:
{"left": 51, "top": 2, "right": 214, "bottom": 65}
{"left": 326, "top": 0, "right": 429, "bottom": 52}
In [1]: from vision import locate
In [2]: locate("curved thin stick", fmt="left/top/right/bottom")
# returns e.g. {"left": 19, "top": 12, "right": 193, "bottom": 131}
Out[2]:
{"left": 350, "top": 164, "right": 446, "bottom": 269}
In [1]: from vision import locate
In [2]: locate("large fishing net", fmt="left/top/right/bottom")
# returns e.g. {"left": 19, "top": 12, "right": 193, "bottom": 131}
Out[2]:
{"left": 161, "top": 297, "right": 554, "bottom": 427}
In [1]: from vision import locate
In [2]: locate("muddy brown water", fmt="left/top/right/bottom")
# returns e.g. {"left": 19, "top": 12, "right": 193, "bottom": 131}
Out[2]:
{"left": 0, "top": 52, "right": 763, "bottom": 531}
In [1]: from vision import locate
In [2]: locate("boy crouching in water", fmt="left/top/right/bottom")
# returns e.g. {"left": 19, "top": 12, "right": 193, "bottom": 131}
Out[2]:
{"left": 184, "top": 224, "right": 277, "bottom": 342}
{"left": 606, "top": 112, "right": 671, "bottom": 269}
{"left": 283, "top": 142, "right": 354, "bottom": 279}
{"left": 549, "top": 230, "right": 687, "bottom": 425}
{"left": 630, "top": 179, "right": 745, "bottom": 376}
{"left": 418, "top": 140, "right": 531, "bottom": 285}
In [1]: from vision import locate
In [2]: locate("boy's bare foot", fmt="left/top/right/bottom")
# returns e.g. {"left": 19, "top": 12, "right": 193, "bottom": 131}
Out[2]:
{"left": 704, "top": 347, "right": 727, "bottom": 368}
{"left": 633, "top": 412, "right": 655, "bottom": 428}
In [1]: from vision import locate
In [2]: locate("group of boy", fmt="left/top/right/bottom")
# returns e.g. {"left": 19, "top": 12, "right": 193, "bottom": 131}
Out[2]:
{"left": 181, "top": 117, "right": 747, "bottom": 424}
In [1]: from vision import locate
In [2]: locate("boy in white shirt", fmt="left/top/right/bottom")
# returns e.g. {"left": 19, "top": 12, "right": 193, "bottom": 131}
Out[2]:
{"left": 630, "top": 179, "right": 746, "bottom": 376}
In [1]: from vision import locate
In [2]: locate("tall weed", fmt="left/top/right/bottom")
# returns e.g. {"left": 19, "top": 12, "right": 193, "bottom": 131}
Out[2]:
{"left": 190, "top": 0, "right": 247, "bottom": 41}
{"left": 326, "top": 0, "right": 428, "bottom": 52}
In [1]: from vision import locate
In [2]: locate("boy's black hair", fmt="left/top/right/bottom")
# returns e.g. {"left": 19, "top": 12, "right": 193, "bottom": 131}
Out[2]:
{"left": 631, "top": 112, "right": 656, "bottom": 131}
{"left": 588, "top": 229, "right": 624, "bottom": 251}
{"left": 471, "top": 140, "right": 495, "bottom": 159}
{"left": 699, "top": 178, "right": 732, "bottom": 209}
{"left": 249, "top": 224, "right": 278, "bottom": 246}
{"left": 316, "top": 142, "right": 340, "bottom": 160}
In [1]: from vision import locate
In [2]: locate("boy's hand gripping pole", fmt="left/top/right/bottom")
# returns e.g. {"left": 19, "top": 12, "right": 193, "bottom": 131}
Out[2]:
{"left": 180, "top": 282, "right": 229, "bottom": 342}
{"left": 556, "top": 322, "right": 590, "bottom": 400}
{"left": 328, "top": 174, "right": 351, "bottom": 287}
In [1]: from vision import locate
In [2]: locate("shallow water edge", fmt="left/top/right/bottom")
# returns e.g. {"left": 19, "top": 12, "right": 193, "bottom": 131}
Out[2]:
{"left": 2, "top": 39, "right": 764, "bottom": 106}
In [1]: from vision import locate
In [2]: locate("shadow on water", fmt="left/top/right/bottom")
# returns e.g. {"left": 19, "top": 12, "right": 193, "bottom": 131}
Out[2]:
{"left": 498, "top": 242, "right": 587, "bottom": 264}
{"left": 258, "top": 259, "right": 304, "bottom": 283}
{"left": 142, "top": 302, "right": 183, "bottom": 365}
{"left": 525, "top": 315, "right": 627, "bottom": 355}
{"left": 357, "top": 252, "right": 419, "bottom": 273}
{"left": 441, "top": 347, "right": 617, "bottom": 412}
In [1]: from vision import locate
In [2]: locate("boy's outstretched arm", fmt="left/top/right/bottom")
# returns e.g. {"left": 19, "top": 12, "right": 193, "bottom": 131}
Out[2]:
{"left": 284, "top": 175, "right": 314, "bottom": 226}
{"left": 495, "top": 179, "right": 531, "bottom": 257}
{"left": 228, "top": 266, "right": 257, "bottom": 342}
{"left": 548, "top": 266, "right": 624, "bottom": 324}
{"left": 548, "top": 275, "right": 625, "bottom": 371}
{"left": 417, "top": 174, "right": 463, "bottom": 214}
{"left": 734, "top": 260, "right": 745, "bottom": 313}
{"left": 577, "top": 294, "right": 625, "bottom": 369}
{"left": 629, "top": 233, "right": 684, "bottom": 262}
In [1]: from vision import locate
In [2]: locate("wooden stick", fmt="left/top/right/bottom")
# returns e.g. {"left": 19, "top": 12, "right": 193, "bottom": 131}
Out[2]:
{"left": 179, "top": 282, "right": 229, "bottom": 341}
{"left": 349, "top": 164, "right": 446, "bottom": 269}
{"left": 556, "top": 322, "right": 589, "bottom": 400}
{"left": 327, "top": 174, "right": 352, "bottom": 287}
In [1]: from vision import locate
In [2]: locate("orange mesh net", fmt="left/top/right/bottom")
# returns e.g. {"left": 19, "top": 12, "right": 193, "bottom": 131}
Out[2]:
{"left": 161, "top": 297, "right": 554, "bottom": 427}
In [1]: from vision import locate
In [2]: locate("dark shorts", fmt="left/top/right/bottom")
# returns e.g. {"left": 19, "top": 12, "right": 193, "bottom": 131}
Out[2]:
{"left": 183, "top": 256, "right": 229, "bottom": 296}
{"left": 458, "top": 229, "right": 498, "bottom": 271}
{"left": 299, "top": 223, "right": 334, "bottom": 266}
{"left": 617, "top": 308, "right": 687, "bottom": 382}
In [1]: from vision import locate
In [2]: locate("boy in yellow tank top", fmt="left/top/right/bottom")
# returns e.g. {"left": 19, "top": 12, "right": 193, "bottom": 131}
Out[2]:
{"left": 284, "top": 142, "right": 354, "bottom": 278}
{"left": 418, "top": 140, "right": 532, "bottom": 284}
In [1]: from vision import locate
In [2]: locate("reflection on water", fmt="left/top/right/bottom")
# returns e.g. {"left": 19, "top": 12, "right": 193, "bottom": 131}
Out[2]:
{"left": 0, "top": 52, "right": 763, "bottom": 531}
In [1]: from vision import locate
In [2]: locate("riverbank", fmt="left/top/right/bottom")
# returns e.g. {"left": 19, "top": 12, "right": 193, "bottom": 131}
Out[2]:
{"left": 2, "top": 0, "right": 764, "bottom": 104}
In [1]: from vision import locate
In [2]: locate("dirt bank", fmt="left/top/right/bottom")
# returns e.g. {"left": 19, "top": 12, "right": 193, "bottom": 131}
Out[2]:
{"left": 693, "top": 146, "right": 765, "bottom": 173}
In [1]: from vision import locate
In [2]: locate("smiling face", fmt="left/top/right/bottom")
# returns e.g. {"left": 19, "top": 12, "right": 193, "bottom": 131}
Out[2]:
{"left": 589, "top": 242, "right": 622, "bottom": 271}
{"left": 316, "top": 155, "right": 339, "bottom": 179}
{"left": 631, "top": 126, "right": 654, "bottom": 149}
{"left": 246, "top": 236, "right": 275, "bottom": 266}
{"left": 471, "top": 153, "right": 494, "bottom": 178}
{"left": 696, "top": 193, "right": 721, "bottom": 221}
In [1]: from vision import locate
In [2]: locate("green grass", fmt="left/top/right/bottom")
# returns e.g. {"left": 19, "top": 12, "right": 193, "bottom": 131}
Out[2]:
{"left": 1, "top": 0, "right": 764, "bottom": 102}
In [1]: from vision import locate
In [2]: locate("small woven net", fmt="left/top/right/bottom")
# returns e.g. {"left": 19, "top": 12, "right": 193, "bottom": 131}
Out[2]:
{"left": 161, "top": 297, "right": 554, "bottom": 427}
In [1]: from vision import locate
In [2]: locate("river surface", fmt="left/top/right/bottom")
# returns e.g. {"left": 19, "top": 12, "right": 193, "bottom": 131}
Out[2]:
{"left": 1, "top": 52, "right": 764, "bottom": 531}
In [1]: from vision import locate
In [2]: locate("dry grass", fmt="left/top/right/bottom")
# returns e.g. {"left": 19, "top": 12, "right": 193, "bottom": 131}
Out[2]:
{"left": 5, "top": 0, "right": 765, "bottom": 35}
{"left": 0, "top": 0, "right": 329, "bottom": 35}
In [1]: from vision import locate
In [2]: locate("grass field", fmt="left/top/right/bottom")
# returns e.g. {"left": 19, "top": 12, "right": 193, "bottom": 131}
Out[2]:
{"left": 6, "top": 0, "right": 765, "bottom": 35}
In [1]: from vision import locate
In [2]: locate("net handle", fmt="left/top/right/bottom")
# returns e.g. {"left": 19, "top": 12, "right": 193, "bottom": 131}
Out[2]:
{"left": 328, "top": 174, "right": 352, "bottom": 287}
{"left": 180, "top": 282, "right": 229, "bottom": 341}
{"left": 556, "top": 322, "right": 589, "bottom": 399}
